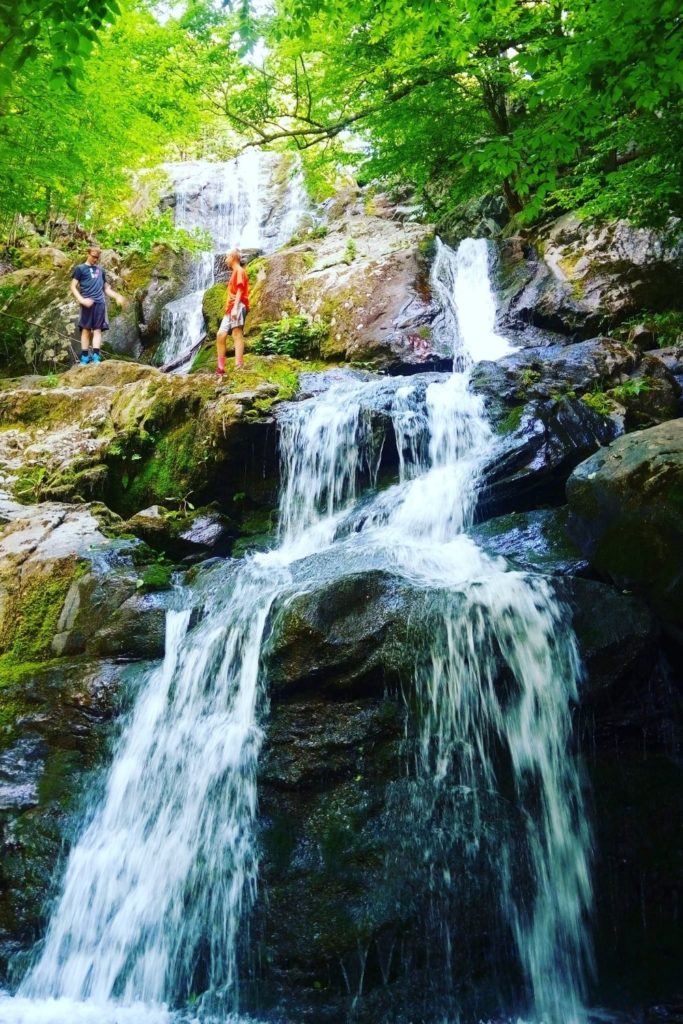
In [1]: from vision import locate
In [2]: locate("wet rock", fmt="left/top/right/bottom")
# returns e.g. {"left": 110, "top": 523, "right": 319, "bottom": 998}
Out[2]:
{"left": 436, "top": 192, "right": 511, "bottom": 248}
{"left": 242, "top": 202, "right": 440, "bottom": 371}
{"left": 137, "top": 246, "right": 193, "bottom": 348}
{"left": 88, "top": 590, "right": 171, "bottom": 660}
{"left": 265, "top": 569, "right": 431, "bottom": 696}
{"left": 0, "top": 658, "right": 131, "bottom": 973}
{"left": 479, "top": 396, "right": 621, "bottom": 515}
{"left": 619, "top": 354, "right": 681, "bottom": 428}
{"left": 468, "top": 507, "right": 590, "bottom": 577}
{"left": 471, "top": 336, "right": 637, "bottom": 406}
{"left": 553, "top": 577, "right": 661, "bottom": 703}
{"left": 497, "top": 215, "right": 683, "bottom": 337}
{"left": 566, "top": 419, "right": 683, "bottom": 635}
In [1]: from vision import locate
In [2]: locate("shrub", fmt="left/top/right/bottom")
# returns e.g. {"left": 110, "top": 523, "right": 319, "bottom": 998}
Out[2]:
{"left": 251, "top": 316, "right": 328, "bottom": 359}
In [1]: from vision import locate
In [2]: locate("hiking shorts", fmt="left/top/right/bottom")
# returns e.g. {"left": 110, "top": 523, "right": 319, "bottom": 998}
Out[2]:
{"left": 78, "top": 301, "right": 109, "bottom": 332}
{"left": 219, "top": 303, "right": 248, "bottom": 336}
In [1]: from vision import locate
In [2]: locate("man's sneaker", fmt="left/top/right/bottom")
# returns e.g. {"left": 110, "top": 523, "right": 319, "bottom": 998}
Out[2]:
{"left": 91, "top": 351, "right": 102, "bottom": 364}
{"left": 80, "top": 353, "right": 91, "bottom": 365}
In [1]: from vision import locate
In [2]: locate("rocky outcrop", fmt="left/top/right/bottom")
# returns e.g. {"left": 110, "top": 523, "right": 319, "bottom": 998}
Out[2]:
{"left": 468, "top": 507, "right": 590, "bottom": 577}
{"left": 479, "top": 396, "right": 621, "bottom": 514}
{"left": 0, "top": 245, "right": 195, "bottom": 371}
{"left": 497, "top": 215, "right": 683, "bottom": 337}
{"left": 471, "top": 336, "right": 637, "bottom": 405}
{"left": 232, "top": 187, "right": 441, "bottom": 371}
{"left": 566, "top": 419, "right": 683, "bottom": 636}
{"left": 0, "top": 359, "right": 296, "bottom": 524}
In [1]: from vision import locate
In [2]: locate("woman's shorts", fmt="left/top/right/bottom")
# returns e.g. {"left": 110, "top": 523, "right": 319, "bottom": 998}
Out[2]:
{"left": 78, "top": 301, "right": 109, "bottom": 331}
{"left": 219, "top": 303, "right": 248, "bottom": 335}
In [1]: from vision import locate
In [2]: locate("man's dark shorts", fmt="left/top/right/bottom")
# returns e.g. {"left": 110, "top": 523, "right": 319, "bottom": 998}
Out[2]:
{"left": 78, "top": 301, "right": 109, "bottom": 332}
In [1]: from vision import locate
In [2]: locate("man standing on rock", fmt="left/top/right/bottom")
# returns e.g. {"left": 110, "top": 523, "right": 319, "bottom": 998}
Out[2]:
{"left": 215, "top": 248, "right": 249, "bottom": 378}
{"left": 70, "top": 245, "right": 126, "bottom": 365}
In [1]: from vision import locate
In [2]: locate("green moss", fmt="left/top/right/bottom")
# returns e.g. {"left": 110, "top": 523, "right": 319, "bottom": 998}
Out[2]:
{"left": 0, "top": 557, "right": 85, "bottom": 663}
{"left": 117, "top": 419, "right": 200, "bottom": 516}
{"left": 496, "top": 404, "right": 525, "bottom": 434}
{"left": 138, "top": 561, "right": 173, "bottom": 592}
{"left": 202, "top": 281, "right": 226, "bottom": 337}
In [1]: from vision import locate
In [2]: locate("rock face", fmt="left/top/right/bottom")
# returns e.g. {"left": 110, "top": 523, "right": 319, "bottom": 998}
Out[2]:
{"left": 0, "top": 245, "right": 195, "bottom": 370}
{"left": 497, "top": 214, "right": 683, "bottom": 337}
{"left": 0, "top": 360, "right": 290, "bottom": 524}
{"left": 240, "top": 188, "right": 441, "bottom": 371}
{"left": 566, "top": 419, "right": 683, "bottom": 635}
{"left": 0, "top": 496, "right": 175, "bottom": 967}
{"left": 479, "top": 396, "right": 621, "bottom": 514}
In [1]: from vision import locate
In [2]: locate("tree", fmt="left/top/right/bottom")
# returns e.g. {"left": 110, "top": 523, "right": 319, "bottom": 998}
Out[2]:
{"left": 0, "top": 3, "right": 214, "bottom": 242}
{"left": 205, "top": 0, "right": 683, "bottom": 225}
{"left": 0, "top": 0, "right": 121, "bottom": 91}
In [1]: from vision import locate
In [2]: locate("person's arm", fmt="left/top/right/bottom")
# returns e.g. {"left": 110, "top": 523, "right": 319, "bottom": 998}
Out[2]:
{"left": 104, "top": 281, "right": 127, "bottom": 307}
{"left": 70, "top": 271, "right": 94, "bottom": 307}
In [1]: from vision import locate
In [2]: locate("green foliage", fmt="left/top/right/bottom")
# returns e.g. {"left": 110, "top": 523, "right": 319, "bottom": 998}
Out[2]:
{"left": 0, "top": 0, "right": 121, "bottom": 91}
{"left": 251, "top": 316, "right": 328, "bottom": 359}
{"left": 0, "top": 4, "right": 214, "bottom": 243}
{"left": 343, "top": 238, "right": 357, "bottom": 264}
{"left": 611, "top": 378, "right": 650, "bottom": 401}
{"left": 581, "top": 390, "right": 613, "bottom": 416}
{"left": 202, "top": 0, "right": 683, "bottom": 227}
{"left": 99, "top": 210, "right": 211, "bottom": 258}
{"left": 620, "top": 311, "right": 683, "bottom": 350}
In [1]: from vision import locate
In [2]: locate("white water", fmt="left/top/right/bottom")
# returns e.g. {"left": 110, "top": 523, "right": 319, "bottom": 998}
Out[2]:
{"left": 155, "top": 152, "right": 309, "bottom": 370}
{"left": 2, "top": 238, "right": 592, "bottom": 1024}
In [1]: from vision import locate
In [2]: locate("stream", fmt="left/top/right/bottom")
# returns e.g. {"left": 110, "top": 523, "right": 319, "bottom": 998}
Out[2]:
{"left": 0, "top": 240, "right": 594, "bottom": 1024}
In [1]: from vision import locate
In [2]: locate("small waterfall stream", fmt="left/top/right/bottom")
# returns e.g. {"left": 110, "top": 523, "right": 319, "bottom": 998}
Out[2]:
{"left": 2, "top": 240, "right": 593, "bottom": 1024}
{"left": 155, "top": 153, "right": 308, "bottom": 371}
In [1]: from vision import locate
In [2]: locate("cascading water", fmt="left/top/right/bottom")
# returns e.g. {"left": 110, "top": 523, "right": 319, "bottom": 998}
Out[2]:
{"left": 1, "top": 238, "right": 593, "bottom": 1024}
{"left": 155, "top": 152, "right": 309, "bottom": 371}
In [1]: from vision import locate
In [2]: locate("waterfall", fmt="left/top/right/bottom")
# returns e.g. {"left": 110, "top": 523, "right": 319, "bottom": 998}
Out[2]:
{"left": 155, "top": 153, "right": 309, "bottom": 371}
{"left": 2, "top": 239, "right": 592, "bottom": 1024}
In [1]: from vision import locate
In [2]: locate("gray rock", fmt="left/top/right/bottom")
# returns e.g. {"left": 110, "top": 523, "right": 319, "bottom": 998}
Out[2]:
{"left": 566, "top": 419, "right": 683, "bottom": 634}
{"left": 88, "top": 591, "right": 171, "bottom": 660}
{"left": 497, "top": 215, "right": 683, "bottom": 337}
{"left": 471, "top": 336, "right": 637, "bottom": 405}
{"left": 468, "top": 507, "right": 590, "bottom": 576}
{"left": 479, "top": 396, "right": 621, "bottom": 515}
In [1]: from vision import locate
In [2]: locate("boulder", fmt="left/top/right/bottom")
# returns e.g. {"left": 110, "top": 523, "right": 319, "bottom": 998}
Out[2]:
{"left": 479, "top": 396, "right": 621, "bottom": 515}
{"left": 265, "top": 568, "right": 432, "bottom": 696}
{"left": 136, "top": 246, "right": 193, "bottom": 348}
{"left": 618, "top": 355, "right": 681, "bottom": 429}
{"left": 497, "top": 215, "right": 683, "bottom": 337}
{"left": 566, "top": 419, "right": 683, "bottom": 635}
{"left": 468, "top": 507, "right": 590, "bottom": 577}
{"left": 239, "top": 201, "right": 441, "bottom": 371}
{"left": 436, "top": 192, "right": 511, "bottom": 248}
{"left": 471, "top": 336, "right": 637, "bottom": 406}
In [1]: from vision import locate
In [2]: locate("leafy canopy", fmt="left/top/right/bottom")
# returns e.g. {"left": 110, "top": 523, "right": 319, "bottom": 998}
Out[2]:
{"left": 204, "top": 0, "right": 683, "bottom": 225}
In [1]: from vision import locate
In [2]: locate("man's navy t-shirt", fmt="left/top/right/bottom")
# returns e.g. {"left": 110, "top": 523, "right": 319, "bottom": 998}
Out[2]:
{"left": 72, "top": 263, "right": 107, "bottom": 302}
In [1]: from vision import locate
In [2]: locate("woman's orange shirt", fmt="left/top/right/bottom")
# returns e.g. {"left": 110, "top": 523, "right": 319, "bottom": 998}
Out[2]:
{"left": 226, "top": 266, "right": 250, "bottom": 311}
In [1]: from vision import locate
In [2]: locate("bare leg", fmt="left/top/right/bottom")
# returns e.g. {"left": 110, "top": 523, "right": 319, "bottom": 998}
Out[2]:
{"left": 233, "top": 327, "right": 244, "bottom": 368}
{"left": 216, "top": 331, "right": 228, "bottom": 375}
{"left": 92, "top": 328, "right": 102, "bottom": 352}
{"left": 80, "top": 328, "right": 92, "bottom": 354}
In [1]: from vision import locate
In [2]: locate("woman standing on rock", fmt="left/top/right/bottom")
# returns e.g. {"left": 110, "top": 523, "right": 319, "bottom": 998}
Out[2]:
{"left": 70, "top": 245, "right": 126, "bottom": 365}
{"left": 215, "top": 248, "right": 249, "bottom": 378}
